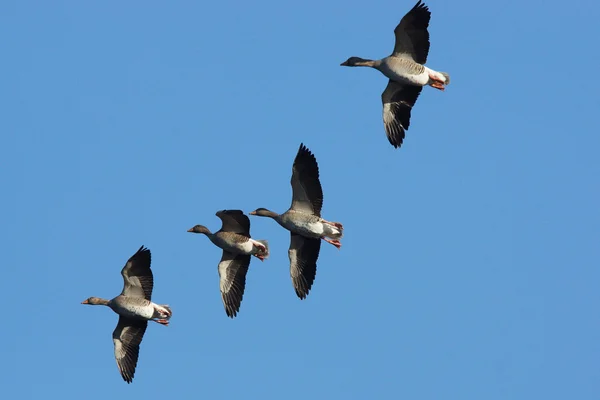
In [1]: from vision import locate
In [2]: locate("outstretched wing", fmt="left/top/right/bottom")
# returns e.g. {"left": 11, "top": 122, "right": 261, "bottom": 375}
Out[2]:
{"left": 216, "top": 209, "right": 251, "bottom": 237}
{"left": 218, "top": 251, "right": 252, "bottom": 318}
{"left": 120, "top": 246, "right": 153, "bottom": 300}
{"left": 290, "top": 143, "right": 323, "bottom": 216}
{"left": 289, "top": 233, "right": 321, "bottom": 299}
{"left": 392, "top": 0, "right": 431, "bottom": 64}
{"left": 112, "top": 317, "right": 148, "bottom": 384}
{"left": 381, "top": 80, "right": 423, "bottom": 148}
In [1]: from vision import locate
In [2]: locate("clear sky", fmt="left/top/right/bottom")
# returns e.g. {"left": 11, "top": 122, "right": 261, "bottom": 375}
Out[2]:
{"left": 1, "top": 0, "right": 599, "bottom": 399}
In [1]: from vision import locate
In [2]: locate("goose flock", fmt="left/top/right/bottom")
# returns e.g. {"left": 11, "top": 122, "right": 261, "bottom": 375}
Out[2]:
{"left": 81, "top": 1, "right": 449, "bottom": 383}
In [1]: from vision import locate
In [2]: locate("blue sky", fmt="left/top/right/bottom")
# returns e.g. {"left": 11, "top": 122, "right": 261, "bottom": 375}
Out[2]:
{"left": 2, "top": 0, "right": 599, "bottom": 398}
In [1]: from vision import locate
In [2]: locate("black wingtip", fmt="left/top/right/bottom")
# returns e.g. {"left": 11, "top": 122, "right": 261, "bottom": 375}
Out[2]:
{"left": 295, "top": 143, "right": 318, "bottom": 164}
{"left": 225, "top": 307, "right": 238, "bottom": 318}
{"left": 132, "top": 246, "right": 151, "bottom": 265}
{"left": 121, "top": 371, "right": 134, "bottom": 384}
{"left": 135, "top": 245, "right": 150, "bottom": 254}
{"left": 413, "top": 0, "right": 429, "bottom": 12}
{"left": 407, "top": 1, "right": 431, "bottom": 23}
{"left": 387, "top": 132, "right": 405, "bottom": 149}
{"left": 129, "top": 245, "right": 152, "bottom": 269}
{"left": 295, "top": 289, "right": 309, "bottom": 300}
{"left": 298, "top": 142, "right": 311, "bottom": 155}
{"left": 136, "top": 245, "right": 150, "bottom": 253}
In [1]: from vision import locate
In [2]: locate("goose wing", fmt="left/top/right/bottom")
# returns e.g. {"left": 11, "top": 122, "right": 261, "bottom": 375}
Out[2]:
{"left": 218, "top": 251, "right": 251, "bottom": 318}
{"left": 216, "top": 209, "right": 251, "bottom": 237}
{"left": 112, "top": 317, "right": 148, "bottom": 384}
{"left": 289, "top": 232, "right": 321, "bottom": 299}
{"left": 392, "top": 0, "right": 431, "bottom": 64}
{"left": 120, "top": 246, "right": 153, "bottom": 300}
{"left": 290, "top": 143, "right": 323, "bottom": 216}
{"left": 381, "top": 80, "right": 423, "bottom": 148}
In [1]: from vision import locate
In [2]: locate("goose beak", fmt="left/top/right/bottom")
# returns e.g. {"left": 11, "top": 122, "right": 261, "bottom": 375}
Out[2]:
{"left": 187, "top": 228, "right": 194, "bottom": 232}
{"left": 249, "top": 211, "right": 257, "bottom": 215}
{"left": 340, "top": 61, "right": 349, "bottom": 66}
{"left": 81, "top": 299, "right": 89, "bottom": 304}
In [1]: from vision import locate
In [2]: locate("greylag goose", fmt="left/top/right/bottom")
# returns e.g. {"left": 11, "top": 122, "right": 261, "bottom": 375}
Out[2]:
{"left": 340, "top": 1, "right": 450, "bottom": 148}
{"left": 81, "top": 246, "right": 172, "bottom": 383}
{"left": 250, "top": 143, "right": 343, "bottom": 299}
{"left": 187, "top": 209, "right": 269, "bottom": 318}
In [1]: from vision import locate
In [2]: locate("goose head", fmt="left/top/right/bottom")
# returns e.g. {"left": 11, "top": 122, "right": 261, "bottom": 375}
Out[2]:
{"left": 187, "top": 224, "right": 211, "bottom": 235}
{"left": 340, "top": 57, "right": 375, "bottom": 67}
{"left": 249, "top": 208, "right": 279, "bottom": 218}
{"left": 81, "top": 296, "right": 109, "bottom": 306}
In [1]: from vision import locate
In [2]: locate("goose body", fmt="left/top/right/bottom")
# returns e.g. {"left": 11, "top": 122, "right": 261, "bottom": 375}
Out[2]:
{"left": 276, "top": 210, "right": 342, "bottom": 240}
{"left": 341, "top": 1, "right": 450, "bottom": 148}
{"left": 81, "top": 246, "right": 172, "bottom": 384}
{"left": 188, "top": 209, "right": 269, "bottom": 318}
{"left": 250, "top": 143, "right": 343, "bottom": 299}
{"left": 208, "top": 231, "right": 263, "bottom": 255}
{"left": 108, "top": 296, "right": 157, "bottom": 320}
{"left": 377, "top": 57, "right": 428, "bottom": 85}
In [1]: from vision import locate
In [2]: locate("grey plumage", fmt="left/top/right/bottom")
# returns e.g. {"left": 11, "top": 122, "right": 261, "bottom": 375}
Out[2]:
{"left": 382, "top": 81, "right": 423, "bottom": 148}
{"left": 250, "top": 143, "right": 343, "bottom": 299}
{"left": 112, "top": 317, "right": 147, "bottom": 384}
{"left": 392, "top": 0, "right": 431, "bottom": 63}
{"left": 290, "top": 144, "right": 323, "bottom": 216}
{"left": 289, "top": 233, "right": 321, "bottom": 299}
{"left": 188, "top": 209, "right": 267, "bottom": 318}
{"left": 81, "top": 246, "right": 171, "bottom": 384}
{"left": 341, "top": 1, "right": 450, "bottom": 149}
{"left": 218, "top": 251, "right": 252, "bottom": 318}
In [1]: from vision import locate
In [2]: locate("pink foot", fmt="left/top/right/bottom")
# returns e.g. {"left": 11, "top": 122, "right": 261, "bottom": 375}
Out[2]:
{"left": 323, "top": 238, "right": 342, "bottom": 249}
{"left": 253, "top": 253, "right": 266, "bottom": 261}
{"left": 429, "top": 75, "right": 445, "bottom": 91}
{"left": 154, "top": 319, "right": 169, "bottom": 326}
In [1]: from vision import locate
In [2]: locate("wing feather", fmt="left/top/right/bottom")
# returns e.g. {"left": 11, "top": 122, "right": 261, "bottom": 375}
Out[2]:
{"left": 381, "top": 80, "right": 423, "bottom": 148}
{"left": 289, "top": 233, "right": 321, "bottom": 299}
{"left": 290, "top": 144, "right": 323, "bottom": 216}
{"left": 392, "top": 1, "right": 431, "bottom": 64}
{"left": 218, "top": 251, "right": 251, "bottom": 318}
{"left": 120, "top": 246, "right": 153, "bottom": 300}
{"left": 112, "top": 317, "right": 148, "bottom": 384}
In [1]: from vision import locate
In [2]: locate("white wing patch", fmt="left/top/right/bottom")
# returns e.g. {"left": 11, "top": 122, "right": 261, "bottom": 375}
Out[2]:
{"left": 383, "top": 103, "right": 395, "bottom": 126}
{"left": 218, "top": 258, "right": 235, "bottom": 293}
{"left": 113, "top": 337, "right": 125, "bottom": 360}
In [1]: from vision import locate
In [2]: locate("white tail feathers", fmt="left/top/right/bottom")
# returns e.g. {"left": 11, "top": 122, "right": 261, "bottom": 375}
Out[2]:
{"left": 439, "top": 72, "right": 450, "bottom": 85}
{"left": 324, "top": 222, "right": 343, "bottom": 239}
{"left": 254, "top": 239, "right": 270, "bottom": 259}
{"left": 155, "top": 304, "right": 172, "bottom": 319}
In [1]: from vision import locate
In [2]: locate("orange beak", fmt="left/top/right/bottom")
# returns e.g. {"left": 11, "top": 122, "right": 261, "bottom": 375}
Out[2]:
{"left": 81, "top": 299, "right": 89, "bottom": 304}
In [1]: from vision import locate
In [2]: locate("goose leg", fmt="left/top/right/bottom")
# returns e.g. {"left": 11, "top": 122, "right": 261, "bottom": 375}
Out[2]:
{"left": 323, "top": 237, "right": 342, "bottom": 249}
{"left": 428, "top": 74, "right": 446, "bottom": 91}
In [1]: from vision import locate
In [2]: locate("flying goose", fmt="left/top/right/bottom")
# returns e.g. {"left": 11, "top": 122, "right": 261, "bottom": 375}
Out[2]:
{"left": 188, "top": 209, "right": 269, "bottom": 318}
{"left": 81, "top": 246, "right": 172, "bottom": 383}
{"left": 340, "top": 1, "right": 450, "bottom": 148}
{"left": 250, "top": 143, "right": 343, "bottom": 299}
